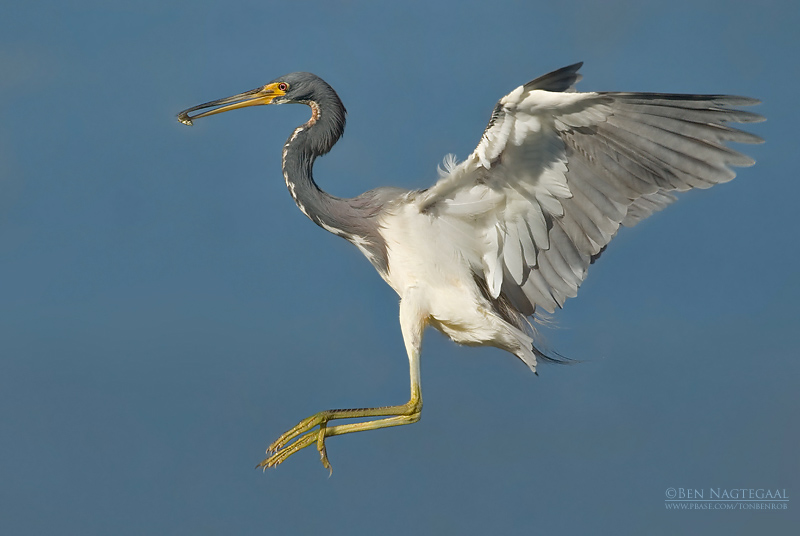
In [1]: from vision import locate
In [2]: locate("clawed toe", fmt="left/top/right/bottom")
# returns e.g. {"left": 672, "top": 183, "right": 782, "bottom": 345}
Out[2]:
{"left": 258, "top": 421, "right": 331, "bottom": 471}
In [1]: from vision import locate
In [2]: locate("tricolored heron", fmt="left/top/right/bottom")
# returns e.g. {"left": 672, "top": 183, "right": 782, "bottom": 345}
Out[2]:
{"left": 178, "top": 63, "right": 762, "bottom": 472}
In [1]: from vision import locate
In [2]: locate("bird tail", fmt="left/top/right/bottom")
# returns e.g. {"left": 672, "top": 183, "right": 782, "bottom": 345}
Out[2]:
{"left": 519, "top": 313, "right": 576, "bottom": 371}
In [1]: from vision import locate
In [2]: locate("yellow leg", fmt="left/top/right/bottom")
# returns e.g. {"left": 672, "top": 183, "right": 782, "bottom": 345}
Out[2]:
{"left": 257, "top": 291, "right": 426, "bottom": 472}
{"left": 257, "top": 395, "right": 422, "bottom": 472}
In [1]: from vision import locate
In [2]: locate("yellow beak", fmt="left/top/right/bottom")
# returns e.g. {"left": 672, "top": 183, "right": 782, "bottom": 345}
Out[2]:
{"left": 177, "top": 82, "right": 287, "bottom": 125}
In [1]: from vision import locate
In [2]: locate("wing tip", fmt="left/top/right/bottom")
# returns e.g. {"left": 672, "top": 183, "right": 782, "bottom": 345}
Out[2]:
{"left": 524, "top": 62, "right": 585, "bottom": 93}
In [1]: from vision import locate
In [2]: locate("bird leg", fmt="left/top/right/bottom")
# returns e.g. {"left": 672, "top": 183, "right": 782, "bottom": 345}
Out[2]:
{"left": 257, "top": 292, "right": 426, "bottom": 472}
{"left": 257, "top": 395, "right": 422, "bottom": 472}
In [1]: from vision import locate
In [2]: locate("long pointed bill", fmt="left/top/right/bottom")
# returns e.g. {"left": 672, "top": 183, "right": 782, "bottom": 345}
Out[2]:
{"left": 177, "top": 82, "right": 287, "bottom": 126}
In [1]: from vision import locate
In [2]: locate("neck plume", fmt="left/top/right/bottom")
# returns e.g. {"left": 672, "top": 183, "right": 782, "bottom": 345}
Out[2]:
{"left": 280, "top": 88, "right": 352, "bottom": 235}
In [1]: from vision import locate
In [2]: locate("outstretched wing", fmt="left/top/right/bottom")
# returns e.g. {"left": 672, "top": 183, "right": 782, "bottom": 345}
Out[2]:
{"left": 416, "top": 63, "right": 763, "bottom": 315}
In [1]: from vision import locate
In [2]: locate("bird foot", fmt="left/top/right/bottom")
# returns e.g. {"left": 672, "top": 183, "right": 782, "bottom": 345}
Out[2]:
{"left": 256, "top": 399, "right": 422, "bottom": 472}
{"left": 257, "top": 412, "right": 334, "bottom": 472}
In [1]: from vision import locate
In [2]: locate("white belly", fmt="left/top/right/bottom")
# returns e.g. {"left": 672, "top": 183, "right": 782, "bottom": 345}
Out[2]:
{"left": 378, "top": 204, "right": 525, "bottom": 350}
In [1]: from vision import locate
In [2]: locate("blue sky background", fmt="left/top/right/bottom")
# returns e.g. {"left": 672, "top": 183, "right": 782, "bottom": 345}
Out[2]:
{"left": 1, "top": 1, "right": 797, "bottom": 534}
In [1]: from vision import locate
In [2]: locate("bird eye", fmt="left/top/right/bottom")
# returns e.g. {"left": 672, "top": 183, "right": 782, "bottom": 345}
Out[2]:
{"left": 278, "top": 83, "right": 289, "bottom": 92}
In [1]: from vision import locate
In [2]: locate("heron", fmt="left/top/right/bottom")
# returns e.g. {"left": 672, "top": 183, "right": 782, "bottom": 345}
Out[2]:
{"left": 177, "top": 63, "right": 763, "bottom": 472}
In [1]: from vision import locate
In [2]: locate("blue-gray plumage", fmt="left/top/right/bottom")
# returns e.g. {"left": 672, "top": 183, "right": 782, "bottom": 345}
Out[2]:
{"left": 178, "top": 63, "right": 763, "bottom": 472}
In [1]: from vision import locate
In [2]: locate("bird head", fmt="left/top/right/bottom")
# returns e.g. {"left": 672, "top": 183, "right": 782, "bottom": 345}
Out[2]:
{"left": 177, "top": 72, "right": 329, "bottom": 126}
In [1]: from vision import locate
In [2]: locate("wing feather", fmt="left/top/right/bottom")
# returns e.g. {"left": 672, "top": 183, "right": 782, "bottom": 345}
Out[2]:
{"left": 523, "top": 269, "right": 559, "bottom": 313}
{"left": 542, "top": 235, "right": 581, "bottom": 291}
{"left": 504, "top": 231, "right": 525, "bottom": 285}
{"left": 549, "top": 222, "right": 589, "bottom": 279}
{"left": 537, "top": 253, "right": 568, "bottom": 308}
{"left": 516, "top": 218, "right": 537, "bottom": 268}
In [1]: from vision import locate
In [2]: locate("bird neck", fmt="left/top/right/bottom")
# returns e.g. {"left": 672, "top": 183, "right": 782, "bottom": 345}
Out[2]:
{"left": 280, "top": 97, "right": 354, "bottom": 237}
{"left": 279, "top": 94, "right": 392, "bottom": 277}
